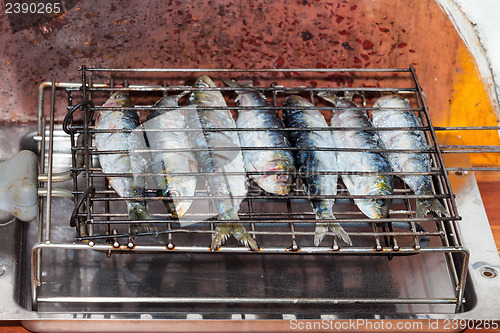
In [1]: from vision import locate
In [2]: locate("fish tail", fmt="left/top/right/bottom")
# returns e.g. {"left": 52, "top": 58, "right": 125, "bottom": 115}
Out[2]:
{"left": 127, "top": 201, "right": 158, "bottom": 236}
{"left": 211, "top": 222, "right": 259, "bottom": 251}
{"left": 314, "top": 223, "right": 329, "bottom": 246}
{"left": 314, "top": 221, "right": 352, "bottom": 246}
{"left": 331, "top": 222, "right": 353, "bottom": 246}
{"left": 416, "top": 198, "right": 449, "bottom": 218}
{"left": 313, "top": 203, "right": 352, "bottom": 246}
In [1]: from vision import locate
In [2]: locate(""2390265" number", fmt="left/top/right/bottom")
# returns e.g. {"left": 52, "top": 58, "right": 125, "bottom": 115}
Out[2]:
{"left": 5, "top": 2, "right": 61, "bottom": 14}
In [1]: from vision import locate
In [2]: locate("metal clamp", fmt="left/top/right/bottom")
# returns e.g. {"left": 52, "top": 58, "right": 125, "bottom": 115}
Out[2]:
{"left": 63, "top": 101, "right": 95, "bottom": 135}
{"left": 70, "top": 185, "right": 95, "bottom": 228}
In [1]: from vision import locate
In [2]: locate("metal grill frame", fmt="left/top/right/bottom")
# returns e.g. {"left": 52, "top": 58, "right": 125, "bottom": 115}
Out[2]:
{"left": 31, "top": 66, "right": 469, "bottom": 313}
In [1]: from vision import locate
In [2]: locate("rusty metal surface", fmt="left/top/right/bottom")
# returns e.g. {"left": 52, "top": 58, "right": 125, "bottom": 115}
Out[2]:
{"left": 0, "top": 0, "right": 473, "bottom": 123}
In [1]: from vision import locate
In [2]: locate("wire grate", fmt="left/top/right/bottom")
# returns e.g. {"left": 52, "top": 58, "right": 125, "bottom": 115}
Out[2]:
{"left": 60, "top": 66, "right": 460, "bottom": 254}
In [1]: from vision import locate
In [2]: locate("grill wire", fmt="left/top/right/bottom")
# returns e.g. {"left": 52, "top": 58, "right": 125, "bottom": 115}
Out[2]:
{"left": 65, "top": 67, "right": 460, "bottom": 253}
{"left": 32, "top": 66, "right": 472, "bottom": 313}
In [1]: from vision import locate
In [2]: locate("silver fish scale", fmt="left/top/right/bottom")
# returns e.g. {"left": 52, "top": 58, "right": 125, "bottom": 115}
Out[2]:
{"left": 186, "top": 79, "right": 247, "bottom": 219}
{"left": 333, "top": 108, "right": 392, "bottom": 174}
{"left": 282, "top": 106, "right": 338, "bottom": 205}
{"left": 371, "top": 96, "right": 432, "bottom": 194}
{"left": 234, "top": 85, "right": 294, "bottom": 195}
{"left": 322, "top": 96, "right": 393, "bottom": 219}
{"left": 144, "top": 95, "right": 198, "bottom": 217}
{"left": 95, "top": 101, "right": 148, "bottom": 199}
{"left": 283, "top": 95, "right": 351, "bottom": 246}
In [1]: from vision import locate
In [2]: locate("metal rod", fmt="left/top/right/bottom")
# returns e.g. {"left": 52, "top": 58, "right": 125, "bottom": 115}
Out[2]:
{"left": 31, "top": 241, "right": 468, "bottom": 254}
{"left": 82, "top": 170, "right": 446, "bottom": 176}
{"left": 447, "top": 167, "right": 500, "bottom": 172}
{"left": 371, "top": 222, "right": 382, "bottom": 251}
{"left": 85, "top": 193, "right": 452, "bottom": 200}
{"left": 82, "top": 66, "right": 92, "bottom": 230}
{"left": 84, "top": 67, "right": 412, "bottom": 73}
{"left": 455, "top": 249, "right": 470, "bottom": 313}
{"left": 36, "top": 296, "right": 457, "bottom": 305}
{"left": 79, "top": 216, "right": 457, "bottom": 225}
{"left": 435, "top": 125, "right": 500, "bottom": 131}
{"left": 35, "top": 114, "right": 46, "bottom": 297}
{"left": 85, "top": 209, "right": 417, "bottom": 218}
{"left": 86, "top": 146, "right": 439, "bottom": 154}
{"left": 38, "top": 171, "right": 73, "bottom": 183}
{"left": 79, "top": 124, "right": 429, "bottom": 132}
{"left": 44, "top": 78, "right": 56, "bottom": 242}
{"left": 37, "top": 188, "right": 74, "bottom": 200}
{"left": 92, "top": 105, "right": 421, "bottom": 111}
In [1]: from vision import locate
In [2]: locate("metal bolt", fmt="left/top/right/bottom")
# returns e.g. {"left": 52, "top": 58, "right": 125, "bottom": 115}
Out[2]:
{"left": 0, "top": 264, "right": 5, "bottom": 276}
{"left": 480, "top": 266, "right": 498, "bottom": 279}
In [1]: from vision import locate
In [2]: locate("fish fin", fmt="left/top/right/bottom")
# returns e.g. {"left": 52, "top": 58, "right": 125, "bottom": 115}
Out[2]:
{"left": 222, "top": 78, "right": 240, "bottom": 88}
{"left": 223, "top": 79, "right": 254, "bottom": 104}
{"left": 211, "top": 222, "right": 259, "bottom": 251}
{"left": 176, "top": 91, "right": 190, "bottom": 100}
{"left": 317, "top": 92, "right": 338, "bottom": 104}
{"left": 416, "top": 199, "right": 449, "bottom": 218}
{"left": 331, "top": 222, "right": 353, "bottom": 246}
{"left": 314, "top": 223, "right": 329, "bottom": 246}
{"left": 314, "top": 222, "right": 352, "bottom": 246}
{"left": 223, "top": 79, "right": 253, "bottom": 88}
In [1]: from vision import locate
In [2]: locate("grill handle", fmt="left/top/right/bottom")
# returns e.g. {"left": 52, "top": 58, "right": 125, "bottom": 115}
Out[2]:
{"left": 0, "top": 150, "right": 38, "bottom": 222}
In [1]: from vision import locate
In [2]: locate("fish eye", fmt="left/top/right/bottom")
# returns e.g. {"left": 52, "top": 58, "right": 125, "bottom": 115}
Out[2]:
{"left": 168, "top": 190, "right": 180, "bottom": 197}
{"left": 277, "top": 174, "right": 289, "bottom": 182}
{"left": 374, "top": 198, "right": 386, "bottom": 207}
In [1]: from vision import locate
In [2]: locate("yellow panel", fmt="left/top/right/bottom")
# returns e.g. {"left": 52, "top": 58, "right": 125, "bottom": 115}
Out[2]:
{"left": 435, "top": 45, "right": 500, "bottom": 166}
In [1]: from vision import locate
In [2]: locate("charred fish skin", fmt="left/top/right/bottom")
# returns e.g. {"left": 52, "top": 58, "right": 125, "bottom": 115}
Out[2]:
{"left": 282, "top": 95, "right": 352, "bottom": 246}
{"left": 372, "top": 95, "right": 448, "bottom": 217}
{"left": 186, "top": 75, "right": 258, "bottom": 251}
{"left": 319, "top": 93, "right": 393, "bottom": 219}
{"left": 145, "top": 92, "right": 198, "bottom": 218}
{"left": 95, "top": 91, "right": 152, "bottom": 234}
{"left": 224, "top": 79, "right": 295, "bottom": 195}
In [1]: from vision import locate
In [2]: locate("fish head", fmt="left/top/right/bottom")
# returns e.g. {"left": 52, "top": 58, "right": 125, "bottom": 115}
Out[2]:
{"left": 159, "top": 174, "right": 197, "bottom": 218}
{"left": 194, "top": 75, "right": 216, "bottom": 88}
{"left": 161, "top": 188, "right": 192, "bottom": 218}
{"left": 103, "top": 91, "right": 133, "bottom": 107}
{"left": 283, "top": 95, "right": 308, "bottom": 107}
{"left": 373, "top": 94, "right": 410, "bottom": 108}
{"left": 356, "top": 176, "right": 392, "bottom": 219}
{"left": 190, "top": 75, "right": 223, "bottom": 105}
{"left": 257, "top": 159, "right": 295, "bottom": 195}
{"left": 282, "top": 95, "right": 312, "bottom": 119}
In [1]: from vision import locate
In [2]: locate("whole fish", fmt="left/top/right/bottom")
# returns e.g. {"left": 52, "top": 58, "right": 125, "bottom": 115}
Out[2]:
{"left": 95, "top": 91, "right": 152, "bottom": 234}
{"left": 282, "top": 95, "right": 351, "bottom": 246}
{"left": 319, "top": 93, "right": 393, "bottom": 219}
{"left": 224, "top": 79, "right": 295, "bottom": 195}
{"left": 144, "top": 92, "right": 198, "bottom": 217}
{"left": 186, "top": 75, "right": 258, "bottom": 251}
{"left": 372, "top": 94, "right": 448, "bottom": 217}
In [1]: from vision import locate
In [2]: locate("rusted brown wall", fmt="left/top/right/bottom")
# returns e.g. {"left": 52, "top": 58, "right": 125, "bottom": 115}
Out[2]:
{"left": 0, "top": 0, "right": 495, "bottom": 130}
